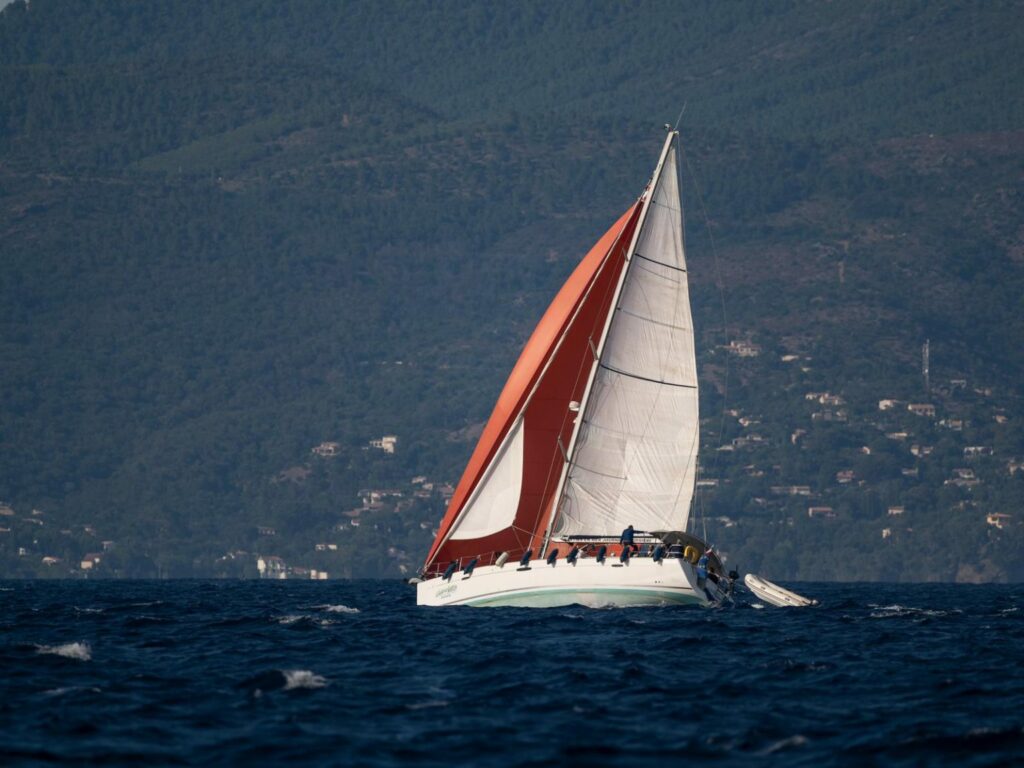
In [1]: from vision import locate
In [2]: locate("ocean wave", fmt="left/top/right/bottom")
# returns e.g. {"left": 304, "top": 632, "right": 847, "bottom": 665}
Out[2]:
{"left": 758, "top": 735, "right": 809, "bottom": 755}
{"left": 276, "top": 614, "right": 335, "bottom": 628}
{"left": 406, "top": 699, "right": 450, "bottom": 710}
{"left": 239, "top": 669, "right": 328, "bottom": 695}
{"left": 36, "top": 642, "right": 91, "bottom": 661}
{"left": 74, "top": 607, "right": 104, "bottom": 614}
{"left": 283, "top": 670, "right": 328, "bottom": 690}
{"left": 868, "top": 604, "right": 961, "bottom": 619}
{"left": 311, "top": 604, "right": 360, "bottom": 614}
{"left": 43, "top": 686, "right": 102, "bottom": 697}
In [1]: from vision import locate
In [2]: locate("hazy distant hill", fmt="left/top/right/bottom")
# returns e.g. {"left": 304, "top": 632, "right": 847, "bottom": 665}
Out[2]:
{"left": 1, "top": 1, "right": 1021, "bottom": 580}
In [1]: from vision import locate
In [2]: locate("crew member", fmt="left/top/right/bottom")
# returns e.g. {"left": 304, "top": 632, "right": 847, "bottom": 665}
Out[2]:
{"left": 620, "top": 525, "right": 635, "bottom": 553}
{"left": 696, "top": 546, "right": 711, "bottom": 588}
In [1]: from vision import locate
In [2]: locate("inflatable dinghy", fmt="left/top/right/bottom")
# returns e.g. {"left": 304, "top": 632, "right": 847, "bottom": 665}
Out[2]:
{"left": 743, "top": 574, "right": 817, "bottom": 607}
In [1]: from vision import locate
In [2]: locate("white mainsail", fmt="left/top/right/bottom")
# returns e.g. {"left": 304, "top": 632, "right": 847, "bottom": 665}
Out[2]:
{"left": 554, "top": 138, "right": 699, "bottom": 537}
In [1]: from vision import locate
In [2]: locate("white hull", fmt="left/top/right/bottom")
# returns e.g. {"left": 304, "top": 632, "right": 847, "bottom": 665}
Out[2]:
{"left": 416, "top": 557, "right": 724, "bottom": 608}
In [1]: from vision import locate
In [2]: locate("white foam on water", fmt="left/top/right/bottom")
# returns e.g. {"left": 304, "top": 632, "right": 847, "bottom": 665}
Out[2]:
{"left": 758, "top": 735, "right": 809, "bottom": 755}
{"left": 36, "top": 642, "right": 91, "bottom": 661}
{"left": 74, "top": 607, "right": 104, "bottom": 614}
{"left": 312, "top": 604, "right": 360, "bottom": 614}
{"left": 276, "top": 614, "right": 335, "bottom": 627}
{"left": 282, "top": 670, "right": 327, "bottom": 690}
{"left": 868, "top": 604, "right": 959, "bottom": 619}
{"left": 751, "top": 603, "right": 765, "bottom": 610}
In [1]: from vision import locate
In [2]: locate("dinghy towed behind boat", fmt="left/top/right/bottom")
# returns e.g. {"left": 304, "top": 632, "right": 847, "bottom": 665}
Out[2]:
{"left": 416, "top": 130, "right": 729, "bottom": 608}
{"left": 743, "top": 574, "right": 818, "bottom": 608}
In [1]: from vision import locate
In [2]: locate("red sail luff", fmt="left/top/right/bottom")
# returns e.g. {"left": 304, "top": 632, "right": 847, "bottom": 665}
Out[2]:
{"left": 423, "top": 203, "right": 642, "bottom": 574}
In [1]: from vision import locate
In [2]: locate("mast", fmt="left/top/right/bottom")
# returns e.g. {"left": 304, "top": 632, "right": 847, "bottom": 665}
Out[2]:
{"left": 540, "top": 131, "right": 679, "bottom": 553}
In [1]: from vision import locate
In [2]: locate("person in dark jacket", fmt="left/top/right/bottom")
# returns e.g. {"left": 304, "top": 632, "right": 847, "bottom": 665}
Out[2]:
{"left": 619, "top": 525, "right": 636, "bottom": 556}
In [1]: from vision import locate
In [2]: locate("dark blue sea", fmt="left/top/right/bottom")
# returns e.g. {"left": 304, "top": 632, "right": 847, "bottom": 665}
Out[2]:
{"left": 2, "top": 581, "right": 1023, "bottom": 766}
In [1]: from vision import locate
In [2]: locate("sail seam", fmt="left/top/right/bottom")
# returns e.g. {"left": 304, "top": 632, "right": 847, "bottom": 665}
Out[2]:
{"left": 650, "top": 199, "right": 682, "bottom": 214}
{"left": 568, "top": 463, "right": 626, "bottom": 480}
{"left": 634, "top": 252, "right": 687, "bottom": 273}
{"left": 615, "top": 306, "right": 693, "bottom": 333}
{"left": 598, "top": 363, "right": 696, "bottom": 389}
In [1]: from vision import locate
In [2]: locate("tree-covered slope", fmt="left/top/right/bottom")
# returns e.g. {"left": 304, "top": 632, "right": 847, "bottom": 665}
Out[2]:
{"left": 1, "top": 0, "right": 1021, "bottom": 580}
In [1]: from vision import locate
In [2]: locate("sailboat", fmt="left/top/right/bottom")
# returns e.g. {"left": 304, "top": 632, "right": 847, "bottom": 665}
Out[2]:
{"left": 416, "top": 130, "right": 728, "bottom": 607}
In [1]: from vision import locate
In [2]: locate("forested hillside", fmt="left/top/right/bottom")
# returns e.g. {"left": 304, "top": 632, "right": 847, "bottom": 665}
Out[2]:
{"left": 1, "top": 0, "right": 1022, "bottom": 581}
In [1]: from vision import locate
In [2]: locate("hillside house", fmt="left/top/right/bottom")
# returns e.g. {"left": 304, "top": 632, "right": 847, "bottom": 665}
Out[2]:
{"left": 780, "top": 354, "right": 800, "bottom": 362}
{"left": 836, "top": 470, "right": 856, "bottom": 484}
{"left": 80, "top": 553, "right": 102, "bottom": 570}
{"left": 315, "top": 543, "right": 338, "bottom": 552}
{"left": 411, "top": 475, "right": 427, "bottom": 485}
{"left": 42, "top": 556, "right": 61, "bottom": 565}
{"left": 312, "top": 441, "right": 340, "bottom": 457}
{"left": 986, "top": 513, "right": 1012, "bottom": 530}
{"left": 360, "top": 489, "right": 404, "bottom": 507}
{"left": 887, "top": 506, "right": 905, "bottom": 517}
{"left": 808, "top": 506, "right": 836, "bottom": 519}
{"left": 791, "top": 429, "right": 806, "bottom": 445}
{"left": 907, "top": 403, "right": 936, "bottom": 417}
{"left": 964, "top": 446, "right": 993, "bottom": 458}
{"left": 939, "top": 418, "right": 965, "bottom": 430}
{"left": 257, "top": 526, "right": 277, "bottom": 536}
{"left": 257, "top": 555, "right": 287, "bottom": 579}
{"left": 771, "top": 485, "right": 812, "bottom": 496}
{"left": 878, "top": 399, "right": 900, "bottom": 411}
{"left": 727, "top": 340, "right": 760, "bottom": 357}
{"left": 1008, "top": 460, "right": 1023, "bottom": 476}
{"left": 910, "top": 444, "right": 933, "bottom": 457}
{"left": 886, "top": 431, "right": 909, "bottom": 441}
{"left": 812, "top": 410, "right": 848, "bottom": 422}
{"left": 368, "top": 435, "right": 398, "bottom": 454}
{"left": 881, "top": 528, "right": 892, "bottom": 539}
{"left": 946, "top": 468, "right": 980, "bottom": 488}
{"left": 0, "top": 504, "right": 13, "bottom": 517}
{"left": 901, "top": 468, "right": 919, "bottom": 478}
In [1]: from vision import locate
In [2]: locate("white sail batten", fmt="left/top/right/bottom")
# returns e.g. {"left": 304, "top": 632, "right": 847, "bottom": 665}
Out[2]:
{"left": 448, "top": 416, "right": 525, "bottom": 540}
{"left": 556, "top": 142, "right": 699, "bottom": 537}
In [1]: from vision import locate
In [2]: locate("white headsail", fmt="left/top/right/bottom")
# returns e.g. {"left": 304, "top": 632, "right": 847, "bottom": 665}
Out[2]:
{"left": 554, "top": 137, "right": 699, "bottom": 537}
